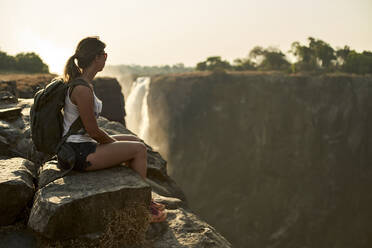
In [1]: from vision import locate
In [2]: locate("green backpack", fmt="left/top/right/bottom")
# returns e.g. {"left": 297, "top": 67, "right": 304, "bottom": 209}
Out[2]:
{"left": 30, "top": 77, "right": 89, "bottom": 156}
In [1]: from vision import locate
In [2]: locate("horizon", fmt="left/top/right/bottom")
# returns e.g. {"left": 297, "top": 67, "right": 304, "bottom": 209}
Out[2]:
{"left": 0, "top": 0, "right": 371, "bottom": 75}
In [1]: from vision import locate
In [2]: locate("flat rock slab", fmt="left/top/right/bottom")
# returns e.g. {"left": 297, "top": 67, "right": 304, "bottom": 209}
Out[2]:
{"left": 148, "top": 208, "right": 232, "bottom": 248}
{"left": 28, "top": 163, "right": 151, "bottom": 240}
{"left": 0, "top": 157, "right": 36, "bottom": 226}
{"left": 0, "top": 107, "right": 22, "bottom": 121}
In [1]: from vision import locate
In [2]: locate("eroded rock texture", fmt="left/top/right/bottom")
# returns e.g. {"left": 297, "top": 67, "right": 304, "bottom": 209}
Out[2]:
{"left": 147, "top": 71, "right": 372, "bottom": 248}
{"left": 0, "top": 157, "right": 36, "bottom": 226}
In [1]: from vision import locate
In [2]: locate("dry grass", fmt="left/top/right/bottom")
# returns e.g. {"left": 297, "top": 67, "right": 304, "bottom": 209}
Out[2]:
{"left": 36, "top": 204, "right": 151, "bottom": 248}
{"left": 0, "top": 73, "right": 57, "bottom": 97}
{"left": 99, "top": 204, "right": 151, "bottom": 248}
{"left": 0, "top": 73, "right": 57, "bottom": 82}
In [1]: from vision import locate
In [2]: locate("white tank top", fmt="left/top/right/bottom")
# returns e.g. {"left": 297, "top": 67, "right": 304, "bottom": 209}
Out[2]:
{"left": 62, "top": 82, "right": 102, "bottom": 143}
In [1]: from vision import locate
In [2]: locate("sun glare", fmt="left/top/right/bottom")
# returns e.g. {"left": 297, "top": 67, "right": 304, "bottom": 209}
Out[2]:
{"left": 17, "top": 29, "right": 69, "bottom": 75}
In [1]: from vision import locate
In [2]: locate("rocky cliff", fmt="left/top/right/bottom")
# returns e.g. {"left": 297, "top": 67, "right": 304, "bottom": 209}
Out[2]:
{"left": 146, "top": 71, "right": 372, "bottom": 247}
{"left": 0, "top": 75, "right": 231, "bottom": 247}
{"left": 92, "top": 77, "right": 126, "bottom": 126}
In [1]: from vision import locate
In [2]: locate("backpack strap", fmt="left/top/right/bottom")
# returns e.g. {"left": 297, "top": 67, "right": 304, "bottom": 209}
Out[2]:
{"left": 54, "top": 78, "right": 92, "bottom": 154}
{"left": 68, "top": 78, "right": 92, "bottom": 97}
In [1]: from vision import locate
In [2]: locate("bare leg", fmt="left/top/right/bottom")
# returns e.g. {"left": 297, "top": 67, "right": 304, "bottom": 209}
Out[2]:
{"left": 85, "top": 141, "right": 147, "bottom": 179}
{"left": 110, "top": 134, "right": 145, "bottom": 169}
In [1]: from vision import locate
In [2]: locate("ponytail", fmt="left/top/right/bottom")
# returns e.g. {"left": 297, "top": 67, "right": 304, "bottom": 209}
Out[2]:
{"left": 63, "top": 55, "right": 81, "bottom": 82}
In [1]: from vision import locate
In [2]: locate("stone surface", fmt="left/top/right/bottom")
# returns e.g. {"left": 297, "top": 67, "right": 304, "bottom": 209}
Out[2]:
{"left": 147, "top": 72, "right": 372, "bottom": 247}
{"left": 28, "top": 162, "right": 151, "bottom": 239}
{"left": 0, "top": 135, "right": 10, "bottom": 156}
{"left": 0, "top": 107, "right": 22, "bottom": 121}
{"left": 151, "top": 192, "right": 185, "bottom": 210}
{"left": 0, "top": 228, "right": 36, "bottom": 248}
{"left": 0, "top": 81, "right": 18, "bottom": 98}
{"left": 0, "top": 91, "right": 18, "bottom": 104}
{"left": 0, "top": 157, "right": 36, "bottom": 226}
{"left": 147, "top": 208, "right": 232, "bottom": 248}
{"left": 93, "top": 77, "right": 126, "bottom": 126}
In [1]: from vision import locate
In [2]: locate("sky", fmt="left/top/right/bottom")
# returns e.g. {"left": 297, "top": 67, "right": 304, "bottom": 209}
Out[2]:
{"left": 0, "top": 0, "right": 371, "bottom": 74}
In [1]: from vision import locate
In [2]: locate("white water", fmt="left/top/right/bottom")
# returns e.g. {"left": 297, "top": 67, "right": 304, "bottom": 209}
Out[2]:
{"left": 125, "top": 77, "right": 151, "bottom": 142}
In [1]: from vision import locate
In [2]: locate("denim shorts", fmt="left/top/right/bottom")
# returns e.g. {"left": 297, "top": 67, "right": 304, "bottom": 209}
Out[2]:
{"left": 67, "top": 142, "right": 97, "bottom": 171}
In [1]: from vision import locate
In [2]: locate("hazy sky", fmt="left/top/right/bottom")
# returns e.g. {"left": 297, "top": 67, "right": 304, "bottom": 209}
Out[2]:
{"left": 1, "top": 0, "right": 371, "bottom": 74}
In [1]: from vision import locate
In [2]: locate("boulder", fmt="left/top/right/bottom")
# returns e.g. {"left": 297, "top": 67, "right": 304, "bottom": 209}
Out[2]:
{"left": 151, "top": 192, "right": 185, "bottom": 210}
{"left": 0, "top": 91, "right": 18, "bottom": 104}
{"left": 0, "top": 228, "right": 36, "bottom": 248}
{"left": 92, "top": 77, "right": 126, "bottom": 126}
{"left": 0, "top": 107, "right": 22, "bottom": 121}
{"left": 147, "top": 207, "right": 232, "bottom": 248}
{"left": 0, "top": 157, "right": 36, "bottom": 226}
{"left": 0, "top": 135, "right": 10, "bottom": 156}
{"left": 0, "top": 81, "right": 18, "bottom": 98}
{"left": 0, "top": 121, "right": 23, "bottom": 143}
{"left": 0, "top": 119, "right": 28, "bottom": 158}
{"left": 28, "top": 161, "right": 151, "bottom": 240}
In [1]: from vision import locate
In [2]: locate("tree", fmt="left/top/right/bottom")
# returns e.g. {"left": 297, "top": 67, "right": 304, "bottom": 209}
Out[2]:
{"left": 14, "top": 52, "right": 49, "bottom": 73}
{"left": 196, "top": 61, "right": 207, "bottom": 71}
{"left": 249, "top": 46, "right": 290, "bottom": 71}
{"left": 232, "top": 58, "right": 256, "bottom": 71}
{"left": 0, "top": 51, "right": 16, "bottom": 71}
{"left": 308, "top": 37, "right": 336, "bottom": 68}
{"left": 342, "top": 50, "right": 372, "bottom": 74}
{"left": 335, "top": 45, "right": 351, "bottom": 67}
{"left": 196, "top": 56, "right": 231, "bottom": 71}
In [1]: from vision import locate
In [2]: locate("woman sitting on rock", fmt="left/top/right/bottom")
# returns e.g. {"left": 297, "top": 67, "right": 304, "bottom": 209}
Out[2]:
{"left": 61, "top": 36, "right": 166, "bottom": 223}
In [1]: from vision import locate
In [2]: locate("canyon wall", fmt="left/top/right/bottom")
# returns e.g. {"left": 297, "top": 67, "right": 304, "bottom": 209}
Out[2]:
{"left": 147, "top": 71, "right": 372, "bottom": 248}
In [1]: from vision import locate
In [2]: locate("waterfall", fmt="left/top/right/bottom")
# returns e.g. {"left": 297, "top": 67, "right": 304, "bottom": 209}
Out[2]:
{"left": 125, "top": 77, "right": 151, "bottom": 142}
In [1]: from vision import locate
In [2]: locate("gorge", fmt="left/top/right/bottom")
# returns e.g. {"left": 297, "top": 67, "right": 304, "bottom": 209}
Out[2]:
{"left": 128, "top": 71, "right": 372, "bottom": 248}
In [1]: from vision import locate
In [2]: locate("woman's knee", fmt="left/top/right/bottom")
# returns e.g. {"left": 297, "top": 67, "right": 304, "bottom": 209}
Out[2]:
{"left": 134, "top": 142, "right": 147, "bottom": 157}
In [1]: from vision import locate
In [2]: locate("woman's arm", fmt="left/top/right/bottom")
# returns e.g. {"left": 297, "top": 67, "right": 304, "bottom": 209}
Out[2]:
{"left": 111, "top": 134, "right": 142, "bottom": 142}
{"left": 72, "top": 85, "right": 116, "bottom": 144}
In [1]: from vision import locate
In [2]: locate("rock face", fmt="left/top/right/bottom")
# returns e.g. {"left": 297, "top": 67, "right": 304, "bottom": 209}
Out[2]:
{"left": 92, "top": 77, "right": 126, "bottom": 126}
{"left": 0, "top": 157, "right": 36, "bottom": 226}
{"left": 147, "top": 71, "right": 372, "bottom": 248}
{"left": 28, "top": 161, "right": 151, "bottom": 239}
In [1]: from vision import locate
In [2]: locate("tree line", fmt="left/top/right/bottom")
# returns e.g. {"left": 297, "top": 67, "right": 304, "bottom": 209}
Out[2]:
{"left": 196, "top": 37, "right": 372, "bottom": 74}
{"left": 0, "top": 50, "right": 49, "bottom": 73}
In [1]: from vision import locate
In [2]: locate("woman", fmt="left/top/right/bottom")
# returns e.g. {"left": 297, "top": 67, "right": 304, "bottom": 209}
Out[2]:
{"left": 62, "top": 36, "right": 166, "bottom": 223}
